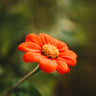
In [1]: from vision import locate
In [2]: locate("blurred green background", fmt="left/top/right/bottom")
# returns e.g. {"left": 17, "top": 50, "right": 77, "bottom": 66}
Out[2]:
{"left": 0, "top": 0, "right": 96, "bottom": 96}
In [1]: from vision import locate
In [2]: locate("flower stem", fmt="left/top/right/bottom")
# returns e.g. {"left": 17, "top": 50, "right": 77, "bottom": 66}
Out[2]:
{"left": 2, "top": 65, "right": 40, "bottom": 96}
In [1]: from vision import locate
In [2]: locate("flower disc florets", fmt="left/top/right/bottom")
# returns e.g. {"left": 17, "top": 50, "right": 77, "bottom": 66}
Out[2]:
{"left": 42, "top": 44, "right": 59, "bottom": 59}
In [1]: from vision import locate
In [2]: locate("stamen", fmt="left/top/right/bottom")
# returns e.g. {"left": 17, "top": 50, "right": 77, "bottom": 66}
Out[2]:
{"left": 42, "top": 44, "right": 59, "bottom": 59}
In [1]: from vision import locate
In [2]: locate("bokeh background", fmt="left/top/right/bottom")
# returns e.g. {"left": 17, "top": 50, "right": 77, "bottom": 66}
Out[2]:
{"left": 0, "top": 0, "right": 96, "bottom": 96}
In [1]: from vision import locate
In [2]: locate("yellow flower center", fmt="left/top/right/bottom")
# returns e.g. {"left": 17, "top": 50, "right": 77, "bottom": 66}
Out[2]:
{"left": 42, "top": 44, "right": 59, "bottom": 59}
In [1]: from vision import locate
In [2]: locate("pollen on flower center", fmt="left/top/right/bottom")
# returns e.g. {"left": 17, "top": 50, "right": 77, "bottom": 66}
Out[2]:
{"left": 42, "top": 44, "right": 59, "bottom": 59}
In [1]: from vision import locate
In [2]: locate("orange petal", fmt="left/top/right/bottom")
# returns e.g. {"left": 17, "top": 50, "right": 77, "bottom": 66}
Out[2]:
{"left": 23, "top": 52, "right": 42, "bottom": 62}
{"left": 68, "top": 50, "right": 77, "bottom": 58}
{"left": 39, "top": 56, "right": 57, "bottom": 73}
{"left": 54, "top": 39, "right": 68, "bottom": 52}
{"left": 39, "top": 33, "right": 54, "bottom": 44}
{"left": 60, "top": 55, "right": 77, "bottom": 66}
{"left": 56, "top": 57, "right": 69, "bottom": 74}
{"left": 60, "top": 50, "right": 77, "bottom": 58}
{"left": 25, "top": 33, "right": 43, "bottom": 47}
{"left": 17, "top": 42, "right": 41, "bottom": 52}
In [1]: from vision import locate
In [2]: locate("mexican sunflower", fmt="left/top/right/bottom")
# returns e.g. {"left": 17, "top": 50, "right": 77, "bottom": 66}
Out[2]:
{"left": 17, "top": 33, "right": 77, "bottom": 74}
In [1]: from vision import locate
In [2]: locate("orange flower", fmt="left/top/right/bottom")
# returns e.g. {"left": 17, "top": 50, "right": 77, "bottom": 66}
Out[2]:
{"left": 17, "top": 33, "right": 77, "bottom": 74}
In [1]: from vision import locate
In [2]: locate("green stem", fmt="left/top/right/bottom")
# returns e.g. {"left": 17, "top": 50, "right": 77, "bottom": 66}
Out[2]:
{"left": 2, "top": 65, "right": 40, "bottom": 96}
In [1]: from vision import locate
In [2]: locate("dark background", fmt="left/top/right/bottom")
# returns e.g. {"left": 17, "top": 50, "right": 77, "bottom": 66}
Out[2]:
{"left": 0, "top": 0, "right": 96, "bottom": 96}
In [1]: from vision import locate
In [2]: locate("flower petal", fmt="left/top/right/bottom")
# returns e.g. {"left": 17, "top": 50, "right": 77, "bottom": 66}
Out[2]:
{"left": 39, "top": 33, "right": 68, "bottom": 52}
{"left": 60, "top": 54, "right": 77, "bottom": 66}
{"left": 39, "top": 56, "right": 57, "bottom": 73}
{"left": 39, "top": 33, "right": 54, "bottom": 44}
{"left": 25, "top": 33, "right": 43, "bottom": 47}
{"left": 23, "top": 52, "right": 42, "bottom": 62}
{"left": 54, "top": 39, "right": 68, "bottom": 52}
{"left": 60, "top": 50, "right": 77, "bottom": 58}
{"left": 17, "top": 42, "right": 41, "bottom": 52}
{"left": 56, "top": 57, "right": 69, "bottom": 74}
{"left": 68, "top": 50, "right": 77, "bottom": 58}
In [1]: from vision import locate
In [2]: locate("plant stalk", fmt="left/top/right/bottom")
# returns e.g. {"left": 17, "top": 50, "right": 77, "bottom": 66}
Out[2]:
{"left": 2, "top": 65, "right": 40, "bottom": 96}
